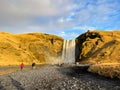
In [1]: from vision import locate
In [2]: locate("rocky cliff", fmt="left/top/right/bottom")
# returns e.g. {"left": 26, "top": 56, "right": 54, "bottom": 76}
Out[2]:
{"left": 0, "top": 32, "right": 63, "bottom": 66}
{"left": 75, "top": 30, "right": 120, "bottom": 64}
{"left": 1, "top": 30, "right": 120, "bottom": 66}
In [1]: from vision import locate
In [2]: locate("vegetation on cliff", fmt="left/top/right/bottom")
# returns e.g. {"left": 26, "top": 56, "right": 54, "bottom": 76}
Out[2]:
{"left": 75, "top": 30, "right": 120, "bottom": 79}
{"left": 88, "top": 63, "right": 120, "bottom": 79}
{"left": 76, "top": 30, "right": 120, "bottom": 64}
{"left": 0, "top": 32, "right": 63, "bottom": 66}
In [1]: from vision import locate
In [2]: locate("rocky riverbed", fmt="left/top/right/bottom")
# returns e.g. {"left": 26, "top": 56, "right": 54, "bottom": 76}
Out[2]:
{"left": 0, "top": 65, "right": 120, "bottom": 90}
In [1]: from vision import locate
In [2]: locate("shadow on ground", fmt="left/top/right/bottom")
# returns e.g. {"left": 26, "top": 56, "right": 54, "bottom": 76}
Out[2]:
{"left": 57, "top": 65, "right": 120, "bottom": 87}
{"left": 8, "top": 76, "right": 24, "bottom": 90}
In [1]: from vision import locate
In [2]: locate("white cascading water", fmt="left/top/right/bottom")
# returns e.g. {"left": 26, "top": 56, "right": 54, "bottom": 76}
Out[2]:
{"left": 61, "top": 40, "right": 75, "bottom": 64}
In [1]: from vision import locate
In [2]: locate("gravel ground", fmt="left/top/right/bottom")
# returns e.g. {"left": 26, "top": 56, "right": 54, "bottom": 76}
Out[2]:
{"left": 0, "top": 65, "right": 120, "bottom": 90}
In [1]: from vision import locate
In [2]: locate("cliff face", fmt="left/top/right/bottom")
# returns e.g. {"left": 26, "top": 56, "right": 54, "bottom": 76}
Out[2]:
{"left": 0, "top": 32, "right": 63, "bottom": 66}
{"left": 76, "top": 30, "right": 120, "bottom": 64}
{"left": 1, "top": 30, "right": 120, "bottom": 65}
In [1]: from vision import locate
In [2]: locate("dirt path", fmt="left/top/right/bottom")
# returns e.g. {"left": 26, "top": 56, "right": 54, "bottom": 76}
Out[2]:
{"left": 0, "top": 65, "right": 120, "bottom": 90}
{"left": 0, "top": 65, "right": 45, "bottom": 75}
{"left": 0, "top": 65, "right": 33, "bottom": 76}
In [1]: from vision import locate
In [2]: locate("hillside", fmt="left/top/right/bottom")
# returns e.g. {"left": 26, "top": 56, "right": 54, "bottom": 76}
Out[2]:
{"left": 0, "top": 32, "right": 63, "bottom": 66}
{"left": 1, "top": 30, "right": 120, "bottom": 66}
{"left": 75, "top": 30, "right": 120, "bottom": 64}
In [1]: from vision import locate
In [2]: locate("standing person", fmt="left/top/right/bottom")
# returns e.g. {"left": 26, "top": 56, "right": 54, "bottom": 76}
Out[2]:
{"left": 32, "top": 62, "right": 36, "bottom": 69}
{"left": 20, "top": 62, "right": 24, "bottom": 70}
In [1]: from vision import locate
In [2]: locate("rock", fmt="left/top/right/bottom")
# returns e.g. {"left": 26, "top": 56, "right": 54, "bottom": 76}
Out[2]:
{"left": 75, "top": 30, "right": 120, "bottom": 64}
{"left": 114, "top": 86, "right": 120, "bottom": 90}
{"left": 0, "top": 64, "right": 120, "bottom": 90}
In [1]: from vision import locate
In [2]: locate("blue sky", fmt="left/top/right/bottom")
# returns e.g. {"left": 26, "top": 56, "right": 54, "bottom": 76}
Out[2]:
{"left": 0, "top": 0, "right": 120, "bottom": 40}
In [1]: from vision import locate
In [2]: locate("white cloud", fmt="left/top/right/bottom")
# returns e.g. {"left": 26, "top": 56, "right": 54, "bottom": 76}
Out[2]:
{"left": 0, "top": 0, "right": 75, "bottom": 25}
{"left": 66, "top": 18, "right": 73, "bottom": 22}
{"left": 58, "top": 18, "right": 64, "bottom": 23}
{"left": 73, "top": 25, "right": 96, "bottom": 31}
{"left": 0, "top": 0, "right": 74, "bottom": 16}
{"left": 0, "top": 0, "right": 120, "bottom": 39}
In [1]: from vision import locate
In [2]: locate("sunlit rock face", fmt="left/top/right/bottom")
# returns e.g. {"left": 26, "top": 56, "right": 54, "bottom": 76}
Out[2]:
{"left": 1, "top": 30, "right": 120, "bottom": 66}
{"left": 75, "top": 30, "right": 120, "bottom": 64}
{"left": 0, "top": 32, "right": 63, "bottom": 65}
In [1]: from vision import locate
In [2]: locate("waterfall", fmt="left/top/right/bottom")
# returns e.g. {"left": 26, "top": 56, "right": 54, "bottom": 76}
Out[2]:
{"left": 61, "top": 39, "right": 75, "bottom": 64}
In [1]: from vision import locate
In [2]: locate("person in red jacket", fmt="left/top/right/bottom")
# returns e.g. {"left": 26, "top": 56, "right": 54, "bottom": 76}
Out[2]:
{"left": 20, "top": 62, "right": 24, "bottom": 70}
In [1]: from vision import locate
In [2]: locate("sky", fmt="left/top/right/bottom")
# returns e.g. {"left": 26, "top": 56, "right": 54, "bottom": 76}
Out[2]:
{"left": 0, "top": 0, "right": 120, "bottom": 40}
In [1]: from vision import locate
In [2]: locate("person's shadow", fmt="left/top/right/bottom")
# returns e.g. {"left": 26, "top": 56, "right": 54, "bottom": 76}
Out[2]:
{"left": 8, "top": 76, "right": 24, "bottom": 90}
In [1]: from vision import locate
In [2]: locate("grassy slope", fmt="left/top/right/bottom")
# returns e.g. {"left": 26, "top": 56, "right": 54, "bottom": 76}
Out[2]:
{"left": 76, "top": 30, "right": 120, "bottom": 79}
{"left": 0, "top": 32, "right": 63, "bottom": 66}
{"left": 76, "top": 30, "right": 120, "bottom": 64}
{"left": 88, "top": 63, "right": 120, "bottom": 79}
